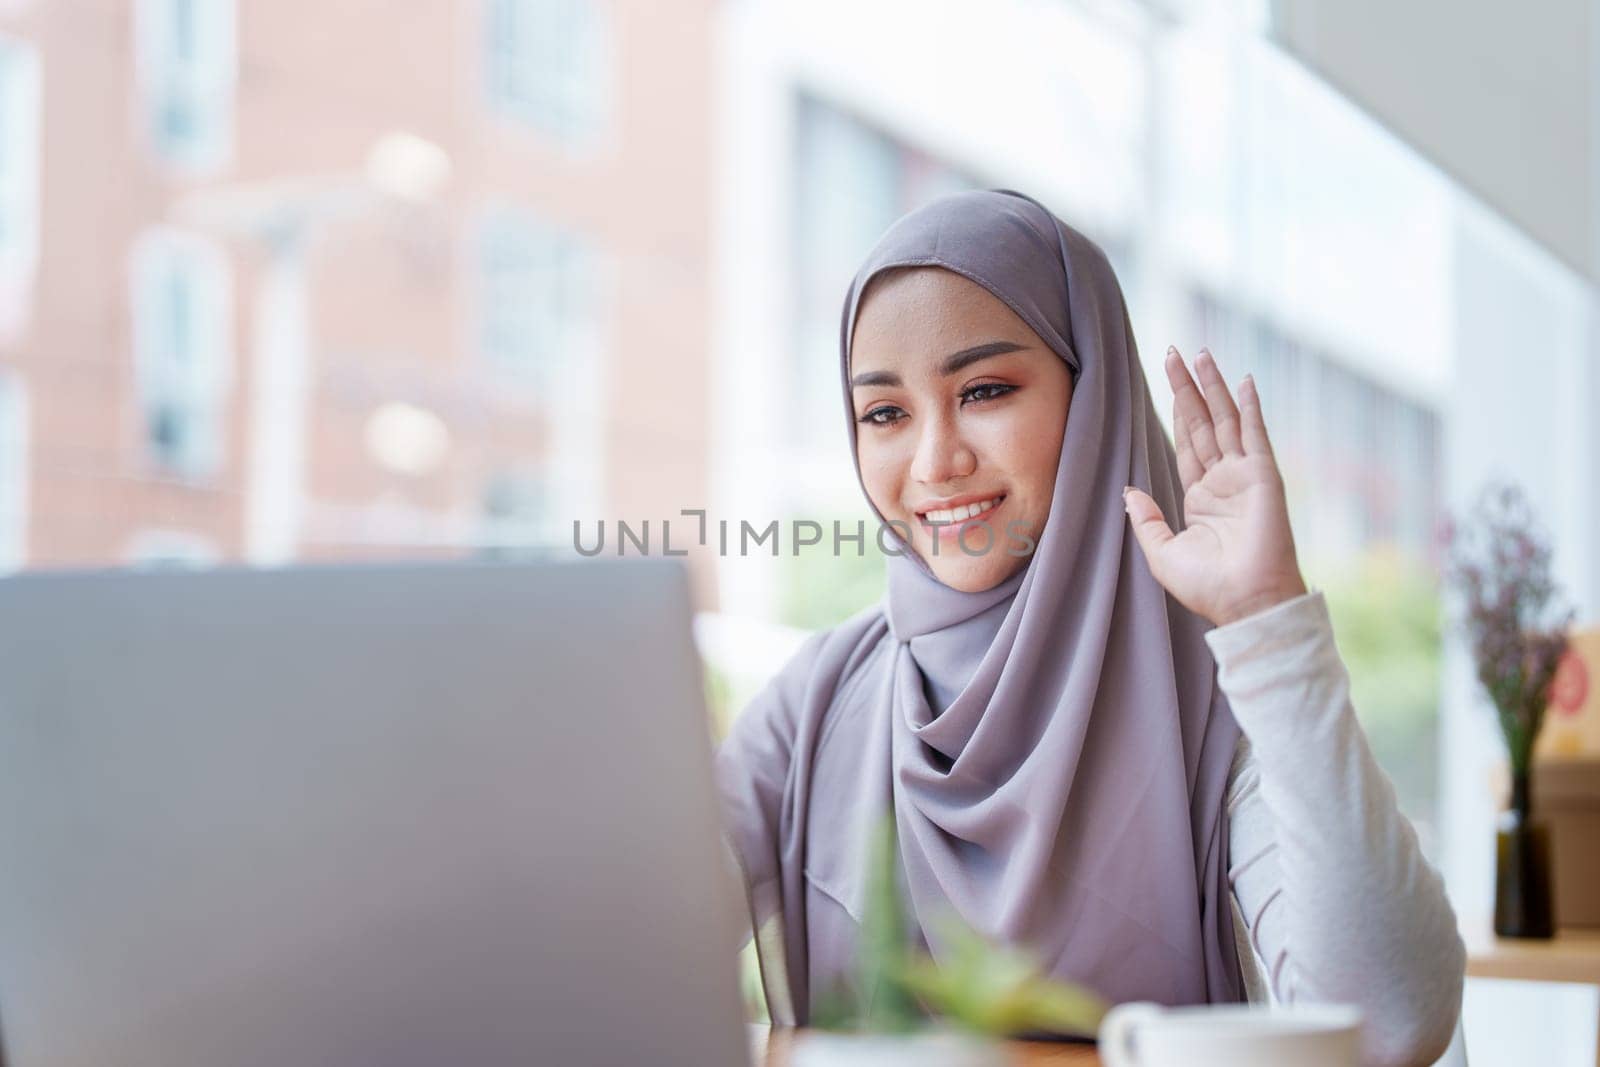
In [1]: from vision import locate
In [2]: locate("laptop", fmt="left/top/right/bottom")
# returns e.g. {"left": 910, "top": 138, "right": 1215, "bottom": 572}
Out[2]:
{"left": 0, "top": 558, "right": 752, "bottom": 1067}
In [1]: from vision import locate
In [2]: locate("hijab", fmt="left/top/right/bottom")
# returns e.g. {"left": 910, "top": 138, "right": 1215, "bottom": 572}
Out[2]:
{"left": 714, "top": 188, "right": 1244, "bottom": 1023}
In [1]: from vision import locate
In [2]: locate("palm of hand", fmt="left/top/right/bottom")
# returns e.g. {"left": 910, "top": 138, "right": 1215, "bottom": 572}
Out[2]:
{"left": 1124, "top": 348, "right": 1308, "bottom": 628}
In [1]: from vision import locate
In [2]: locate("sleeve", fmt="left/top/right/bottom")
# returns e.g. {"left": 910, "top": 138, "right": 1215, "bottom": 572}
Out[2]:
{"left": 1208, "top": 590, "right": 1466, "bottom": 1067}
{"left": 711, "top": 627, "right": 832, "bottom": 1027}
{"left": 713, "top": 627, "right": 830, "bottom": 914}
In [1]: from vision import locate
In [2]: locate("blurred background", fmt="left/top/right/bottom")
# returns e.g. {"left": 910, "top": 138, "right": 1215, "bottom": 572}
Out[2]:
{"left": 0, "top": 0, "right": 1596, "bottom": 1059}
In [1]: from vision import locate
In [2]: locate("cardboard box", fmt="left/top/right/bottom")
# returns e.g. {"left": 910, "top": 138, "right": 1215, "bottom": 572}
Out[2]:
{"left": 1532, "top": 630, "right": 1600, "bottom": 928}
{"left": 1532, "top": 756, "right": 1600, "bottom": 929}
{"left": 1538, "top": 630, "right": 1600, "bottom": 758}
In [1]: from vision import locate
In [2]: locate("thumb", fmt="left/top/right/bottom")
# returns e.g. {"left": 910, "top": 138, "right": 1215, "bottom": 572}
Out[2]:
{"left": 1123, "top": 487, "right": 1175, "bottom": 577}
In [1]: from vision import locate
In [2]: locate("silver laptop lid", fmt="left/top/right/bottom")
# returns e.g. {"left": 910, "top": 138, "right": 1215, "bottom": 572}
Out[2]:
{"left": 0, "top": 558, "right": 750, "bottom": 1067}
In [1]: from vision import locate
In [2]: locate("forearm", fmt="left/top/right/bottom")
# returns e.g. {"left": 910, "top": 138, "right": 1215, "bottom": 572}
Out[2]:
{"left": 1210, "top": 592, "right": 1465, "bottom": 1067}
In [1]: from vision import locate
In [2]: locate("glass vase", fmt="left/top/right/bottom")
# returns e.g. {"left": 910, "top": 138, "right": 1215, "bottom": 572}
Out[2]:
{"left": 1494, "top": 769, "right": 1555, "bottom": 939}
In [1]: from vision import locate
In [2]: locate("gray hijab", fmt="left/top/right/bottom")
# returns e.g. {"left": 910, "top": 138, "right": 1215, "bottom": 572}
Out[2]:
{"left": 715, "top": 189, "right": 1244, "bottom": 1023}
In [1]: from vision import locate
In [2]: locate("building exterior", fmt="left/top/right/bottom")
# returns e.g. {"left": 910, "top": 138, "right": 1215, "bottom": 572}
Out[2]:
{"left": 0, "top": 0, "right": 720, "bottom": 606}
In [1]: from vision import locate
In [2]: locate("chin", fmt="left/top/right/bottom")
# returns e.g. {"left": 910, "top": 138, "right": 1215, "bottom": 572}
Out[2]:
{"left": 926, "top": 556, "right": 1023, "bottom": 594}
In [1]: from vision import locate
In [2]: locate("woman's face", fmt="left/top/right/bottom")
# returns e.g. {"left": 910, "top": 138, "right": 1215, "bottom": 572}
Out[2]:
{"left": 849, "top": 267, "right": 1074, "bottom": 593}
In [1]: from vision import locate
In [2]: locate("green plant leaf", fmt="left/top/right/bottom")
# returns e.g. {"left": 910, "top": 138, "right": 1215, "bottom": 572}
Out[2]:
{"left": 855, "top": 816, "right": 922, "bottom": 1033}
{"left": 833, "top": 814, "right": 1108, "bottom": 1038}
{"left": 893, "top": 912, "right": 1107, "bottom": 1036}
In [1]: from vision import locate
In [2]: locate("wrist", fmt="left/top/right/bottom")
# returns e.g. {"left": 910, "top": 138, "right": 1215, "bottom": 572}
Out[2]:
{"left": 1214, "top": 578, "right": 1309, "bottom": 628}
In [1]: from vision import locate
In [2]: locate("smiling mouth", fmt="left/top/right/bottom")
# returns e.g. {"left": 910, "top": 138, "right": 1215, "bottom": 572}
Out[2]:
{"left": 916, "top": 495, "right": 1006, "bottom": 529}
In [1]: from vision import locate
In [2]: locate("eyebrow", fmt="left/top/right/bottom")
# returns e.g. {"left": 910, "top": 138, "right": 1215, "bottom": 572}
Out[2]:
{"left": 849, "top": 341, "right": 1026, "bottom": 389}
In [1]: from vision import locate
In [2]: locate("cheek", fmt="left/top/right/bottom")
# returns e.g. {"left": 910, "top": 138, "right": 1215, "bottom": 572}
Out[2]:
{"left": 977, "top": 400, "right": 1065, "bottom": 499}
{"left": 972, "top": 415, "right": 1062, "bottom": 489}
{"left": 855, "top": 439, "right": 907, "bottom": 515}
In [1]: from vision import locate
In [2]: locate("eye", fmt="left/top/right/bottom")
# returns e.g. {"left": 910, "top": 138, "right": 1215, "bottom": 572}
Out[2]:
{"left": 857, "top": 404, "right": 905, "bottom": 426}
{"left": 961, "top": 382, "right": 1016, "bottom": 405}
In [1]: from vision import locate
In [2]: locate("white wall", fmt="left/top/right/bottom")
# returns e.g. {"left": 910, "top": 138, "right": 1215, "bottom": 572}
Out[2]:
{"left": 1271, "top": 0, "right": 1596, "bottom": 281}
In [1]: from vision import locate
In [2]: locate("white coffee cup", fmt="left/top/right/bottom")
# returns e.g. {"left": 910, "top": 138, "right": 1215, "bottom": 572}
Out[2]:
{"left": 1099, "top": 1002, "right": 1362, "bottom": 1067}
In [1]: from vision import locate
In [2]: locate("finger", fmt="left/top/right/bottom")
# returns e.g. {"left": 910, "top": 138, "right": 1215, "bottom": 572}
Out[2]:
{"left": 1238, "top": 374, "right": 1277, "bottom": 460}
{"left": 1194, "top": 348, "right": 1244, "bottom": 457}
{"left": 1171, "top": 394, "right": 1204, "bottom": 492}
{"left": 1164, "top": 347, "right": 1222, "bottom": 469}
{"left": 1123, "top": 487, "right": 1175, "bottom": 584}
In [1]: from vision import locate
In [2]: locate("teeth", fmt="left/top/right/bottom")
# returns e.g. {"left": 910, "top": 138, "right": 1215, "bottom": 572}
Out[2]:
{"left": 923, "top": 496, "right": 1003, "bottom": 525}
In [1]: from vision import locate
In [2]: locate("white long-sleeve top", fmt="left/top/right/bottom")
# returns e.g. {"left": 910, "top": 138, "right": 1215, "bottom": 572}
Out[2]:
{"left": 1212, "top": 589, "right": 1464, "bottom": 1067}
{"left": 723, "top": 589, "right": 1466, "bottom": 1067}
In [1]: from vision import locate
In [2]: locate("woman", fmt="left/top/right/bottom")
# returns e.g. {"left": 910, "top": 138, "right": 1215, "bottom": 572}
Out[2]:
{"left": 715, "top": 189, "right": 1464, "bottom": 1067}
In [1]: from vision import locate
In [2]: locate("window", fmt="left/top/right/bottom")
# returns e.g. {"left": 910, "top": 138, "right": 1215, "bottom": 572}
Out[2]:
{"left": 477, "top": 469, "right": 555, "bottom": 555}
{"left": 130, "top": 230, "right": 234, "bottom": 480}
{"left": 1189, "top": 287, "right": 1441, "bottom": 563}
{"left": 0, "top": 36, "right": 40, "bottom": 336}
{"left": 476, "top": 207, "right": 598, "bottom": 397}
{"left": 125, "top": 529, "right": 220, "bottom": 569}
{"left": 475, "top": 208, "right": 608, "bottom": 541}
{"left": 485, "top": 0, "right": 610, "bottom": 147}
{"left": 135, "top": 0, "right": 237, "bottom": 171}
{"left": 0, "top": 370, "right": 27, "bottom": 572}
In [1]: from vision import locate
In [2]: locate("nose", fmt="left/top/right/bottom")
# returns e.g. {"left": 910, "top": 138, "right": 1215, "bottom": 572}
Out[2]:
{"left": 909, "top": 409, "right": 976, "bottom": 486}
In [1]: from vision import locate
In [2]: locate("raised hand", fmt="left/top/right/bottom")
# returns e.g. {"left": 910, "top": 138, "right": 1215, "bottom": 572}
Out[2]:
{"left": 1124, "top": 346, "right": 1308, "bottom": 628}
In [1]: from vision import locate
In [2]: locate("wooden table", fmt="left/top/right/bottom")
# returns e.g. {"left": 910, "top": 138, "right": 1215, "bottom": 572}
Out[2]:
{"left": 1464, "top": 926, "right": 1600, "bottom": 986}
{"left": 755, "top": 1027, "right": 1101, "bottom": 1065}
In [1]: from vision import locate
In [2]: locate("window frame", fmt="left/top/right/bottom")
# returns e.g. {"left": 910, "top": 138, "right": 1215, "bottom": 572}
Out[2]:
{"left": 0, "top": 369, "right": 29, "bottom": 573}
{"left": 483, "top": 0, "right": 612, "bottom": 149}
{"left": 0, "top": 34, "right": 42, "bottom": 338}
{"left": 129, "top": 227, "right": 236, "bottom": 483}
{"left": 133, "top": 0, "right": 238, "bottom": 173}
